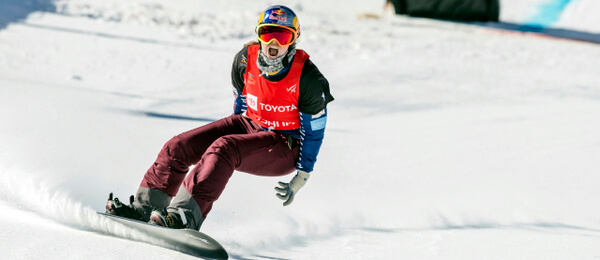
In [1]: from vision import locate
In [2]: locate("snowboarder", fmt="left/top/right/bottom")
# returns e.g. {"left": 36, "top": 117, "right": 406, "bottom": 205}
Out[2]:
{"left": 106, "top": 5, "right": 334, "bottom": 231}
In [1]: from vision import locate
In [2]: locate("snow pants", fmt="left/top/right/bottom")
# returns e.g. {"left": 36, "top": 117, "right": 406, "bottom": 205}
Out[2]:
{"left": 132, "top": 114, "right": 300, "bottom": 230}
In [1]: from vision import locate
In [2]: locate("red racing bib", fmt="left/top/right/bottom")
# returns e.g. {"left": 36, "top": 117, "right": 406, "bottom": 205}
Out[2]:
{"left": 243, "top": 44, "right": 309, "bottom": 130}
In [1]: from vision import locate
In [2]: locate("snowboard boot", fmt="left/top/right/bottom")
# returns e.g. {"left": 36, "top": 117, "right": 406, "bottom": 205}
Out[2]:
{"left": 105, "top": 193, "right": 144, "bottom": 221}
{"left": 148, "top": 208, "right": 188, "bottom": 229}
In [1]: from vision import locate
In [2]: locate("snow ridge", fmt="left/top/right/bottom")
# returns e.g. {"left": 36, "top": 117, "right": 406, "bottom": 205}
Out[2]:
{"left": 0, "top": 162, "right": 175, "bottom": 250}
{"left": 54, "top": 0, "right": 254, "bottom": 40}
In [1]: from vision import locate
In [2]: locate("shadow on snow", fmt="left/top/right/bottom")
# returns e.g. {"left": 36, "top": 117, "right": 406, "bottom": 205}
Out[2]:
{"left": 111, "top": 108, "right": 218, "bottom": 122}
{"left": 359, "top": 221, "right": 600, "bottom": 237}
{"left": 466, "top": 21, "right": 600, "bottom": 44}
{"left": 0, "top": 0, "right": 55, "bottom": 30}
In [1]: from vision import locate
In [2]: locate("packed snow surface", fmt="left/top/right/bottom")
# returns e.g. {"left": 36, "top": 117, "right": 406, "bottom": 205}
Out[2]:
{"left": 1, "top": 0, "right": 599, "bottom": 259}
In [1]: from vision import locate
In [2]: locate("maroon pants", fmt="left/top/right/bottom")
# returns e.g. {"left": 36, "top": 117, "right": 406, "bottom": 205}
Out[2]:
{"left": 140, "top": 114, "right": 299, "bottom": 218}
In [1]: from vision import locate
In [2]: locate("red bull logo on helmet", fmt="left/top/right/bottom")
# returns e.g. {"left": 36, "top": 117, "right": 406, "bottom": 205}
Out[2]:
{"left": 268, "top": 10, "right": 288, "bottom": 22}
{"left": 272, "top": 10, "right": 286, "bottom": 16}
{"left": 258, "top": 5, "right": 298, "bottom": 30}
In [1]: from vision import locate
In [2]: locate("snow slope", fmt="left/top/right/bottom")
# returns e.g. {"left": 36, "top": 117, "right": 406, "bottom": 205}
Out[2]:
{"left": 1, "top": 0, "right": 600, "bottom": 259}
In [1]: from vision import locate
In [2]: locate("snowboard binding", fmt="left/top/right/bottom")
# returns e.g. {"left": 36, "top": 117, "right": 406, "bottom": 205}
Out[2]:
{"left": 149, "top": 208, "right": 188, "bottom": 229}
{"left": 105, "top": 193, "right": 145, "bottom": 221}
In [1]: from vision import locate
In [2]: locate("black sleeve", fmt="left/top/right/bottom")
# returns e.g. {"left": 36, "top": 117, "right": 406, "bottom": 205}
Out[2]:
{"left": 231, "top": 46, "right": 250, "bottom": 92}
{"left": 298, "top": 59, "right": 334, "bottom": 115}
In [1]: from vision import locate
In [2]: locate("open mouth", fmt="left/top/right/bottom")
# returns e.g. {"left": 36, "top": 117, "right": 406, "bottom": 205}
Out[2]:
{"left": 268, "top": 47, "right": 279, "bottom": 58}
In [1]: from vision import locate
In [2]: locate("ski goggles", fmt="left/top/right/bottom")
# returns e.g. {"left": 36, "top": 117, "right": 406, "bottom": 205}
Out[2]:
{"left": 256, "top": 24, "right": 298, "bottom": 46}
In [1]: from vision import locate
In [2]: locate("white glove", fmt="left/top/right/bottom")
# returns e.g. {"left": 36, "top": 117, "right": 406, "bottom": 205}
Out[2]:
{"left": 275, "top": 170, "right": 310, "bottom": 206}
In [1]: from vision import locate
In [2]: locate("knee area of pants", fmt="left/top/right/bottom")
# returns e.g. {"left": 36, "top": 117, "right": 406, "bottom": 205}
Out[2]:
{"left": 208, "top": 137, "right": 236, "bottom": 154}
{"left": 165, "top": 135, "right": 184, "bottom": 149}
{"left": 162, "top": 135, "right": 187, "bottom": 158}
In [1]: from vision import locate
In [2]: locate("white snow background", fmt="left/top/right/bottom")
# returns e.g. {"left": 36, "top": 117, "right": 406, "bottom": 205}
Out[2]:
{"left": 1, "top": 0, "right": 600, "bottom": 259}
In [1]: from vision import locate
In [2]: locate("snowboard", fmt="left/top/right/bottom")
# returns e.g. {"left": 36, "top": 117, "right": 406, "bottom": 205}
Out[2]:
{"left": 98, "top": 212, "right": 228, "bottom": 260}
